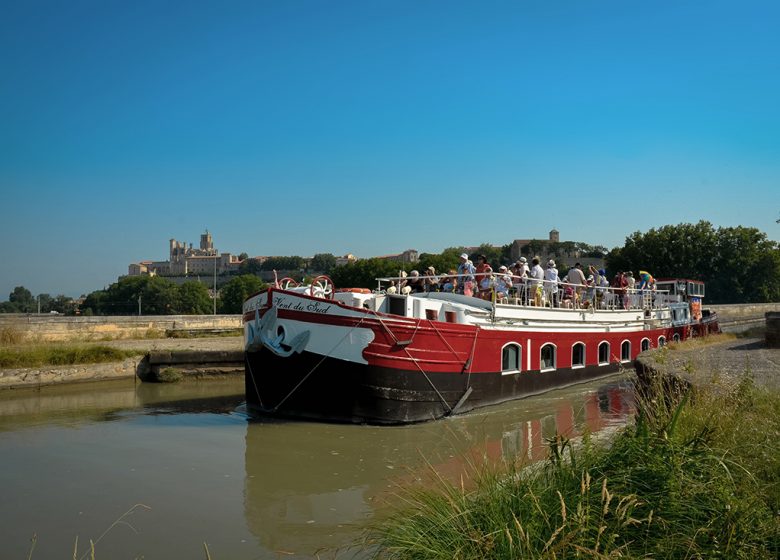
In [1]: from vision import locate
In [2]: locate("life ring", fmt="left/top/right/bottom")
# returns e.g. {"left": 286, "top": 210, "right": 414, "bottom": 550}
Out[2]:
{"left": 336, "top": 288, "right": 371, "bottom": 294}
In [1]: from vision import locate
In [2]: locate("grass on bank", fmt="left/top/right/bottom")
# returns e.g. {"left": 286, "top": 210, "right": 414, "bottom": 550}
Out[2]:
{"left": 368, "top": 374, "right": 780, "bottom": 559}
{"left": 0, "top": 344, "right": 143, "bottom": 369}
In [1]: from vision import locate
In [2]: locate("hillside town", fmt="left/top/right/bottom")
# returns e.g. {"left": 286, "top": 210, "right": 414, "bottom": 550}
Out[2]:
{"left": 125, "top": 228, "right": 607, "bottom": 283}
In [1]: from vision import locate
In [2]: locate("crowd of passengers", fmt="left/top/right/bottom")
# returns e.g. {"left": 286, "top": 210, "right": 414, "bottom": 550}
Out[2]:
{"left": 387, "top": 253, "right": 657, "bottom": 310}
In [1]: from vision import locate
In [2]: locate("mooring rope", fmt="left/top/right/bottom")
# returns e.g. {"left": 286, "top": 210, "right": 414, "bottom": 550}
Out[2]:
{"left": 371, "top": 311, "right": 452, "bottom": 413}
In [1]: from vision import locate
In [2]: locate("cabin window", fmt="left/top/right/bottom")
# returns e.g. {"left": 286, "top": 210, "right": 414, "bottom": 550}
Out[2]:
{"left": 598, "top": 342, "right": 610, "bottom": 365}
{"left": 673, "top": 333, "right": 681, "bottom": 343}
{"left": 501, "top": 344, "right": 521, "bottom": 374}
{"left": 572, "top": 343, "right": 585, "bottom": 368}
{"left": 658, "top": 336, "right": 666, "bottom": 347}
{"left": 540, "top": 344, "right": 556, "bottom": 371}
{"left": 621, "top": 341, "right": 631, "bottom": 362}
{"left": 641, "top": 338, "right": 650, "bottom": 352}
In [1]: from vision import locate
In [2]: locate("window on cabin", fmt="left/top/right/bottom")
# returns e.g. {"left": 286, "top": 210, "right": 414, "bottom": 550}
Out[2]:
{"left": 540, "top": 344, "right": 556, "bottom": 371}
{"left": 641, "top": 338, "right": 650, "bottom": 352}
{"left": 572, "top": 343, "right": 585, "bottom": 368}
{"left": 598, "top": 342, "right": 610, "bottom": 365}
{"left": 621, "top": 341, "right": 631, "bottom": 362}
{"left": 502, "top": 344, "right": 521, "bottom": 373}
{"left": 659, "top": 336, "right": 666, "bottom": 347}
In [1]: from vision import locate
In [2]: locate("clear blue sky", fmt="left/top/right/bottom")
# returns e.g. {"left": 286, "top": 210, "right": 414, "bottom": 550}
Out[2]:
{"left": 2, "top": 0, "right": 778, "bottom": 298}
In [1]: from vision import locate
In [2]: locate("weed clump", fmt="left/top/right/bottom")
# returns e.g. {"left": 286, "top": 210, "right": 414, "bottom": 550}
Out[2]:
{"left": 155, "top": 367, "right": 183, "bottom": 383}
{"left": 0, "top": 327, "right": 24, "bottom": 346}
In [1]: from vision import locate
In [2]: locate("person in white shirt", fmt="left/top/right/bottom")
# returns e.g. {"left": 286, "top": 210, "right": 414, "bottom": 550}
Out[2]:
{"left": 529, "top": 257, "right": 544, "bottom": 306}
{"left": 544, "top": 259, "right": 559, "bottom": 307}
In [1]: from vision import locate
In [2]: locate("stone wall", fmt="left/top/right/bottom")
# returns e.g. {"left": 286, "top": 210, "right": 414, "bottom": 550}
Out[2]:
{"left": 0, "top": 314, "right": 242, "bottom": 343}
{"left": 707, "top": 302, "right": 780, "bottom": 321}
{"left": 0, "top": 357, "right": 143, "bottom": 389}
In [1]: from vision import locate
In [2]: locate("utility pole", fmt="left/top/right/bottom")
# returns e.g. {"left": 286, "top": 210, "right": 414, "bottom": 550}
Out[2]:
{"left": 213, "top": 253, "right": 217, "bottom": 315}
{"left": 37, "top": 295, "right": 40, "bottom": 314}
{"left": 138, "top": 295, "right": 142, "bottom": 316}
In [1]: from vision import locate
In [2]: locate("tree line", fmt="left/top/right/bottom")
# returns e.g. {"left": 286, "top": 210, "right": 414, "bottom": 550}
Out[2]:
{"left": 0, "top": 286, "right": 79, "bottom": 314}
{"left": 3, "top": 223, "right": 778, "bottom": 315}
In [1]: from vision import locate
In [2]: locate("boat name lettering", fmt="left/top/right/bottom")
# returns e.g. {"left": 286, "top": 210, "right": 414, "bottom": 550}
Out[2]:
{"left": 272, "top": 297, "right": 332, "bottom": 315}
{"left": 305, "top": 301, "right": 332, "bottom": 314}
{"left": 273, "top": 296, "right": 305, "bottom": 311}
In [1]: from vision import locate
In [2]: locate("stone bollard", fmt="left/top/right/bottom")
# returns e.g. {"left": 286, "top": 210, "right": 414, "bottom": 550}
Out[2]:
{"left": 766, "top": 312, "right": 780, "bottom": 348}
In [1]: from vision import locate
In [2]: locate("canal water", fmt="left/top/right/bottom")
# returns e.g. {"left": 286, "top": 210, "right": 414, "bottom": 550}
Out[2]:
{"left": 0, "top": 375, "right": 634, "bottom": 559}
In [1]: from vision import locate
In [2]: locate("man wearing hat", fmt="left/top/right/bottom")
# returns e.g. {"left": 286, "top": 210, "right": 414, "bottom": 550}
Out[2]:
{"left": 457, "top": 253, "right": 476, "bottom": 296}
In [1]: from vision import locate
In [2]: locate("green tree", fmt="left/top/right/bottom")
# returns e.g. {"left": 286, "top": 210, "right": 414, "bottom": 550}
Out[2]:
{"left": 329, "top": 258, "right": 407, "bottom": 289}
{"left": 310, "top": 253, "right": 337, "bottom": 274}
{"left": 51, "top": 295, "right": 77, "bottom": 315}
{"left": 177, "top": 281, "right": 213, "bottom": 314}
{"left": 239, "top": 258, "right": 263, "bottom": 275}
{"left": 219, "top": 275, "right": 266, "bottom": 314}
{"left": 80, "top": 276, "right": 182, "bottom": 315}
{"left": 260, "top": 256, "right": 304, "bottom": 272}
{"left": 7, "top": 286, "right": 35, "bottom": 313}
{"left": 606, "top": 221, "right": 780, "bottom": 304}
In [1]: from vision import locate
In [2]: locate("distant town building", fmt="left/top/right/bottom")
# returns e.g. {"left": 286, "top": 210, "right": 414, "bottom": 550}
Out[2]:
{"left": 127, "top": 230, "right": 242, "bottom": 278}
{"left": 335, "top": 254, "right": 357, "bottom": 267}
{"left": 509, "top": 229, "right": 605, "bottom": 271}
{"left": 375, "top": 249, "right": 419, "bottom": 264}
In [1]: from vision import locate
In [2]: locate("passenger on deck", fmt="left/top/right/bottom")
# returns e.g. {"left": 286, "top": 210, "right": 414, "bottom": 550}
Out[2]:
{"left": 528, "top": 257, "right": 544, "bottom": 306}
{"left": 407, "top": 270, "right": 425, "bottom": 293}
{"left": 423, "top": 266, "right": 439, "bottom": 292}
{"left": 565, "top": 262, "right": 587, "bottom": 305}
{"left": 639, "top": 270, "right": 655, "bottom": 290}
{"left": 495, "top": 265, "right": 512, "bottom": 300}
{"left": 612, "top": 271, "right": 628, "bottom": 308}
{"left": 395, "top": 270, "right": 408, "bottom": 293}
{"left": 511, "top": 258, "right": 529, "bottom": 303}
{"left": 544, "top": 259, "right": 559, "bottom": 307}
{"left": 475, "top": 255, "right": 493, "bottom": 298}
{"left": 440, "top": 269, "right": 458, "bottom": 292}
{"left": 625, "top": 271, "right": 637, "bottom": 307}
{"left": 457, "top": 253, "right": 476, "bottom": 296}
{"left": 560, "top": 285, "right": 575, "bottom": 308}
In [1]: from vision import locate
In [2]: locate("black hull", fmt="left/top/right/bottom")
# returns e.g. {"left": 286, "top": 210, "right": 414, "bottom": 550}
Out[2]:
{"left": 244, "top": 349, "right": 624, "bottom": 424}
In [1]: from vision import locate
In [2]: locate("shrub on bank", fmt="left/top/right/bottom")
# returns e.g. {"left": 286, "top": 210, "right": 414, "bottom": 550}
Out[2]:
{"left": 369, "top": 376, "right": 780, "bottom": 559}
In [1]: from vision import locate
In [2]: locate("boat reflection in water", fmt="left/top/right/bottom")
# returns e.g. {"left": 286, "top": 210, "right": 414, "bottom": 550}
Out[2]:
{"left": 243, "top": 377, "right": 635, "bottom": 557}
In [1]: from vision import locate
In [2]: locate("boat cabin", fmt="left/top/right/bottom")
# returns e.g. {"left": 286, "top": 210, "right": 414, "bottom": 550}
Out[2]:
{"left": 655, "top": 279, "right": 706, "bottom": 322}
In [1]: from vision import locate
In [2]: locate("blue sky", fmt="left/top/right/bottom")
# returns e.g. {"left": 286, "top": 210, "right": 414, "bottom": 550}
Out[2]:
{"left": 2, "top": 0, "right": 778, "bottom": 298}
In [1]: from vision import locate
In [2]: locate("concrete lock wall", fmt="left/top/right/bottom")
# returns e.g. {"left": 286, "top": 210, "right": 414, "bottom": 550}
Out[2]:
{"left": 0, "top": 314, "right": 243, "bottom": 342}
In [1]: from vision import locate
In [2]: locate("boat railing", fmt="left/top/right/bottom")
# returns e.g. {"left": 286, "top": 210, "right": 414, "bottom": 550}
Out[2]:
{"left": 374, "top": 274, "right": 677, "bottom": 312}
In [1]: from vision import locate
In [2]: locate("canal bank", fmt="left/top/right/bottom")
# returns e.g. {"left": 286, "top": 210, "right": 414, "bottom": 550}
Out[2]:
{"left": 0, "top": 335, "right": 243, "bottom": 389}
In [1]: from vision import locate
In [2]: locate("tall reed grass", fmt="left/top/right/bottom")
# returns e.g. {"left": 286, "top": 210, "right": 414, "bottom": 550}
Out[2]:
{"left": 368, "top": 375, "right": 780, "bottom": 559}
